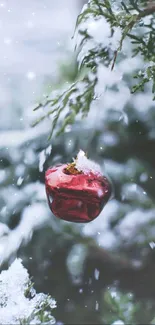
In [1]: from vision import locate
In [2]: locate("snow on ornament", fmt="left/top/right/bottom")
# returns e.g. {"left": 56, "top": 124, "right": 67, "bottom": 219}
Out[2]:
{"left": 45, "top": 150, "right": 111, "bottom": 223}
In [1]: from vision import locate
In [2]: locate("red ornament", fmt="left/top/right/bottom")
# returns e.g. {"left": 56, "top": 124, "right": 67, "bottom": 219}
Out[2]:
{"left": 45, "top": 151, "right": 111, "bottom": 223}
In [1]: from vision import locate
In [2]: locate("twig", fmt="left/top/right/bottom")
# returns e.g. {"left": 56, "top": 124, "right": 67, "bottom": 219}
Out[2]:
{"left": 111, "top": 50, "right": 118, "bottom": 70}
{"left": 139, "top": 2, "right": 155, "bottom": 17}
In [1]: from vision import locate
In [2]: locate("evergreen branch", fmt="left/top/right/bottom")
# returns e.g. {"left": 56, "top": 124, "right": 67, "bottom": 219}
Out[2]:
{"left": 111, "top": 1, "right": 155, "bottom": 70}
{"left": 132, "top": 64, "right": 155, "bottom": 98}
{"left": 32, "top": 0, "right": 155, "bottom": 138}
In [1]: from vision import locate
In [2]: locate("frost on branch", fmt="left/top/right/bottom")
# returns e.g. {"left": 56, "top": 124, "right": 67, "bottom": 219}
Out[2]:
{"left": 0, "top": 259, "right": 56, "bottom": 325}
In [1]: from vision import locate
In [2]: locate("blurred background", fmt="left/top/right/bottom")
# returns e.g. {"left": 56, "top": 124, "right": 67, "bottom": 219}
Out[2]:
{"left": 1, "top": 0, "right": 155, "bottom": 324}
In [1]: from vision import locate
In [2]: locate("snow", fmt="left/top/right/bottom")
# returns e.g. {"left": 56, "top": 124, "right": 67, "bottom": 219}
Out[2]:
{"left": 83, "top": 199, "right": 124, "bottom": 249}
{"left": 117, "top": 209, "right": 155, "bottom": 241}
{"left": 75, "top": 150, "right": 102, "bottom": 175}
{"left": 0, "top": 182, "right": 47, "bottom": 224}
{"left": 95, "top": 301, "right": 99, "bottom": 310}
{"left": 111, "top": 321, "right": 124, "bottom": 325}
{"left": 39, "top": 145, "right": 52, "bottom": 172}
{"left": 0, "top": 258, "right": 56, "bottom": 324}
{"left": 139, "top": 172, "right": 148, "bottom": 183}
{"left": 0, "top": 223, "right": 10, "bottom": 237}
{"left": 39, "top": 150, "right": 47, "bottom": 172}
{"left": 0, "top": 127, "right": 48, "bottom": 148}
{"left": 66, "top": 244, "right": 87, "bottom": 283}
{"left": 0, "top": 203, "right": 50, "bottom": 265}
{"left": 87, "top": 17, "right": 111, "bottom": 45}
{"left": 94, "top": 268, "right": 100, "bottom": 280}
{"left": 149, "top": 241, "right": 155, "bottom": 249}
{"left": 76, "top": 2, "right": 153, "bottom": 135}
{"left": 121, "top": 183, "right": 150, "bottom": 204}
{"left": 0, "top": 170, "right": 6, "bottom": 183}
{"left": 78, "top": 13, "right": 121, "bottom": 64}
{"left": 17, "top": 176, "right": 24, "bottom": 186}
{"left": 102, "top": 132, "right": 119, "bottom": 146}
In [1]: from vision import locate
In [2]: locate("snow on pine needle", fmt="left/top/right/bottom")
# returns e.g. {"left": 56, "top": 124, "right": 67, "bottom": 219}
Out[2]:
{"left": 0, "top": 258, "right": 56, "bottom": 325}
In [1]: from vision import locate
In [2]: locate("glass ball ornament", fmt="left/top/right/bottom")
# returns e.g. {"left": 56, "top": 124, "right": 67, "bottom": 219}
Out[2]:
{"left": 45, "top": 150, "right": 111, "bottom": 223}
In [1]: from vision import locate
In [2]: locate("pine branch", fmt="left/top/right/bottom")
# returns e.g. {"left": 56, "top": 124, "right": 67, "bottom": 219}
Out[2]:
{"left": 32, "top": 0, "right": 155, "bottom": 138}
{"left": 111, "top": 1, "right": 155, "bottom": 70}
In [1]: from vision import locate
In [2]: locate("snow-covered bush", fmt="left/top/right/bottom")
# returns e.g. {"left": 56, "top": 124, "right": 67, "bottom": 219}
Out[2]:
{"left": 0, "top": 259, "right": 56, "bottom": 325}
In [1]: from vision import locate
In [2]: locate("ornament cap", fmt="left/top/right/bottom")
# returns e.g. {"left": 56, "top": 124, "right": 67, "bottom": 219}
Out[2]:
{"left": 64, "top": 162, "right": 82, "bottom": 175}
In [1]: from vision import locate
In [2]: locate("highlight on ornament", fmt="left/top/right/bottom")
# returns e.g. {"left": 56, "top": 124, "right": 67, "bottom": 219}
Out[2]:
{"left": 45, "top": 150, "right": 111, "bottom": 223}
